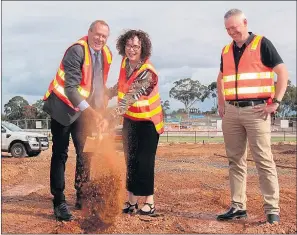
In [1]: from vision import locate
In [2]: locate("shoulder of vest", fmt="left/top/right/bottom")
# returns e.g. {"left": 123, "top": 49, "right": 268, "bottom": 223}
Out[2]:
{"left": 222, "top": 41, "right": 232, "bottom": 54}
{"left": 121, "top": 57, "right": 127, "bottom": 68}
{"left": 250, "top": 35, "right": 263, "bottom": 50}
{"left": 139, "top": 62, "right": 157, "bottom": 75}
{"left": 103, "top": 45, "right": 112, "bottom": 56}
{"left": 75, "top": 36, "right": 88, "bottom": 47}
{"left": 103, "top": 44, "right": 111, "bottom": 52}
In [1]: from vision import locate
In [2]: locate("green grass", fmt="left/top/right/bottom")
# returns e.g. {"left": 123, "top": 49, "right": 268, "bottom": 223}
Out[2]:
{"left": 159, "top": 136, "right": 296, "bottom": 143}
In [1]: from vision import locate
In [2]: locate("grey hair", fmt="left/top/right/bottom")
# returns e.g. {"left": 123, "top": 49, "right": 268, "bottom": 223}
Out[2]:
{"left": 224, "top": 9, "right": 246, "bottom": 20}
{"left": 89, "top": 20, "right": 110, "bottom": 31}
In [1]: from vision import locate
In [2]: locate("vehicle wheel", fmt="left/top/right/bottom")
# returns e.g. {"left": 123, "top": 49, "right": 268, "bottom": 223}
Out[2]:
{"left": 28, "top": 151, "right": 41, "bottom": 157}
{"left": 10, "top": 143, "right": 26, "bottom": 158}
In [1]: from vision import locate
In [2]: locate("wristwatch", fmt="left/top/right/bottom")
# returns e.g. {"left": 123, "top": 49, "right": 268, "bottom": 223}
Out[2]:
{"left": 272, "top": 98, "right": 281, "bottom": 105}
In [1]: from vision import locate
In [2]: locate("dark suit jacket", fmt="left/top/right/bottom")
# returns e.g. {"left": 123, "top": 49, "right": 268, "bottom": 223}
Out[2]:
{"left": 43, "top": 44, "right": 87, "bottom": 126}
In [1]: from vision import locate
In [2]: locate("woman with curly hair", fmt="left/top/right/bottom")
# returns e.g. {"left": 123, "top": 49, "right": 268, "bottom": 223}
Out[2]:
{"left": 108, "top": 29, "right": 164, "bottom": 215}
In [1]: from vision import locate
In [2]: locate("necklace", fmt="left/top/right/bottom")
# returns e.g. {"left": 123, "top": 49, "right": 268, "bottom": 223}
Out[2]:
{"left": 129, "top": 60, "right": 142, "bottom": 71}
{"left": 128, "top": 63, "right": 136, "bottom": 71}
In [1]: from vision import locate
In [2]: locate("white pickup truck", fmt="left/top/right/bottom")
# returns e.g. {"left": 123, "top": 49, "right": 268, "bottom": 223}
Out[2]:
{"left": 1, "top": 121, "right": 49, "bottom": 157}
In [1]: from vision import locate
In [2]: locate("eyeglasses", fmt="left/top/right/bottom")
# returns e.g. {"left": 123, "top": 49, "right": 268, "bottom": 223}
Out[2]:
{"left": 125, "top": 44, "right": 141, "bottom": 51}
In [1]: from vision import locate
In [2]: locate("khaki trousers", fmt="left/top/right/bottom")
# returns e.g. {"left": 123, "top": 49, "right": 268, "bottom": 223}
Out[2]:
{"left": 222, "top": 102, "right": 280, "bottom": 215}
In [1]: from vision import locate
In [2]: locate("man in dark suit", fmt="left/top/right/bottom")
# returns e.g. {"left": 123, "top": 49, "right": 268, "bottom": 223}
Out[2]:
{"left": 43, "top": 20, "right": 112, "bottom": 221}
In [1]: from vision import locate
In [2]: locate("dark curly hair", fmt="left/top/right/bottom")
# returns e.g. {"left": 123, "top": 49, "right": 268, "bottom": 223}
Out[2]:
{"left": 116, "top": 29, "right": 152, "bottom": 60}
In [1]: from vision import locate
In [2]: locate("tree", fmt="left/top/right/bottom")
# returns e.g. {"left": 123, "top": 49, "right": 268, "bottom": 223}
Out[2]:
{"left": 207, "top": 81, "right": 218, "bottom": 113}
{"left": 32, "top": 99, "right": 50, "bottom": 119}
{"left": 277, "top": 80, "right": 297, "bottom": 117}
{"left": 4, "top": 96, "right": 29, "bottom": 120}
{"left": 169, "top": 78, "right": 209, "bottom": 112}
{"left": 1, "top": 113, "right": 8, "bottom": 121}
{"left": 161, "top": 100, "right": 170, "bottom": 117}
{"left": 23, "top": 105, "right": 38, "bottom": 119}
{"left": 171, "top": 108, "right": 187, "bottom": 115}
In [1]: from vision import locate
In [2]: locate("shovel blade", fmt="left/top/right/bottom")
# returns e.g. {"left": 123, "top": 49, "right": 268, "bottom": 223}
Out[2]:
{"left": 83, "top": 135, "right": 103, "bottom": 153}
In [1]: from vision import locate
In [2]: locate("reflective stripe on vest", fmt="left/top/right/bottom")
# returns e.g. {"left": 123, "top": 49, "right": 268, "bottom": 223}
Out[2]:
{"left": 57, "top": 68, "right": 65, "bottom": 80}
{"left": 118, "top": 91, "right": 160, "bottom": 107}
{"left": 45, "top": 90, "right": 51, "bottom": 99}
{"left": 52, "top": 78, "right": 90, "bottom": 98}
{"left": 224, "top": 86, "right": 275, "bottom": 96}
{"left": 155, "top": 121, "right": 164, "bottom": 132}
{"left": 223, "top": 72, "right": 274, "bottom": 82}
{"left": 125, "top": 105, "right": 162, "bottom": 119}
{"left": 77, "top": 39, "right": 92, "bottom": 66}
{"left": 103, "top": 46, "right": 112, "bottom": 64}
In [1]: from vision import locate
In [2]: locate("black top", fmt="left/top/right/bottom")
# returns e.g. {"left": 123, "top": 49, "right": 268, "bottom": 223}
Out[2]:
{"left": 220, "top": 32, "right": 284, "bottom": 72}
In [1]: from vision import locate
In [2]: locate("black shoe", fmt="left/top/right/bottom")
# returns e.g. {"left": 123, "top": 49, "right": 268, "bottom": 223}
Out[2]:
{"left": 75, "top": 195, "right": 82, "bottom": 210}
{"left": 217, "top": 207, "right": 247, "bottom": 221}
{"left": 267, "top": 214, "right": 280, "bottom": 224}
{"left": 122, "top": 201, "right": 138, "bottom": 214}
{"left": 54, "top": 202, "right": 74, "bottom": 221}
{"left": 75, "top": 199, "right": 82, "bottom": 210}
{"left": 138, "top": 203, "right": 156, "bottom": 216}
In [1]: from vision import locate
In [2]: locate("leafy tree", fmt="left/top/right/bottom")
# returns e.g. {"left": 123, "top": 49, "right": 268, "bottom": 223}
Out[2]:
{"left": 207, "top": 81, "right": 218, "bottom": 112}
{"left": 161, "top": 100, "right": 170, "bottom": 117}
{"left": 169, "top": 78, "right": 209, "bottom": 112}
{"left": 23, "top": 105, "right": 38, "bottom": 119}
{"left": 32, "top": 99, "right": 50, "bottom": 119}
{"left": 1, "top": 113, "right": 8, "bottom": 121}
{"left": 277, "top": 80, "right": 297, "bottom": 117}
{"left": 4, "top": 96, "right": 29, "bottom": 120}
{"left": 171, "top": 109, "right": 187, "bottom": 115}
{"left": 207, "top": 81, "right": 217, "bottom": 98}
{"left": 171, "top": 108, "right": 188, "bottom": 120}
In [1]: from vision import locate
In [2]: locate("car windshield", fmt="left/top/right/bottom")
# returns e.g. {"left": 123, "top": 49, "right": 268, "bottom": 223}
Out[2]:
{"left": 2, "top": 122, "right": 23, "bottom": 132}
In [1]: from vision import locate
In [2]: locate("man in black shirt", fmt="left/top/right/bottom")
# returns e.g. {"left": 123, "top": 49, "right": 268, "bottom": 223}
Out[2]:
{"left": 216, "top": 9, "right": 288, "bottom": 224}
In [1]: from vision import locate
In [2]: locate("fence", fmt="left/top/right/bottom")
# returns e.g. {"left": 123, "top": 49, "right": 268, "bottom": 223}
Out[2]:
{"left": 9, "top": 119, "right": 50, "bottom": 130}
{"left": 165, "top": 116, "right": 297, "bottom": 133}
{"left": 160, "top": 131, "right": 296, "bottom": 143}
{"left": 4, "top": 117, "right": 297, "bottom": 143}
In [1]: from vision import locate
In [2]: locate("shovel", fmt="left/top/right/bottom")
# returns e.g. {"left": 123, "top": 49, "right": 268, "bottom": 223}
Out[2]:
{"left": 83, "top": 130, "right": 104, "bottom": 153}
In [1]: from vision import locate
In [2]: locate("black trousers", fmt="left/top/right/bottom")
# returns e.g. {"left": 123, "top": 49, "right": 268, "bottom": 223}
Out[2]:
{"left": 50, "top": 114, "right": 91, "bottom": 206}
{"left": 122, "top": 118, "right": 159, "bottom": 196}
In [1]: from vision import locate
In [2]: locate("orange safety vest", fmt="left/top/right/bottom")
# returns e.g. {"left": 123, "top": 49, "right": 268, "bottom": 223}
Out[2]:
{"left": 117, "top": 57, "right": 164, "bottom": 134}
{"left": 222, "top": 35, "right": 275, "bottom": 100}
{"left": 43, "top": 36, "right": 112, "bottom": 111}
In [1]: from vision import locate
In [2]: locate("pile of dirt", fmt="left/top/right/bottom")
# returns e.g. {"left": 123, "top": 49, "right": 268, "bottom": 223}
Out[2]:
{"left": 53, "top": 221, "right": 83, "bottom": 234}
{"left": 80, "top": 135, "right": 126, "bottom": 233}
{"left": 80, "top": 172, "right": 123, "bottom": 232}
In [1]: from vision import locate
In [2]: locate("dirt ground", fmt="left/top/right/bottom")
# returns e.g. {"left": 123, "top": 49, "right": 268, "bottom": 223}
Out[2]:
{"left": 1, "top": 142, "right": 296, "bottom": 234}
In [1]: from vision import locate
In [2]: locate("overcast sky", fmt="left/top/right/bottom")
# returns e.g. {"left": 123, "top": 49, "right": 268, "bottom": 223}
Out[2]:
{"left": 2, "top": 1, "right": 296, "bottom": 112}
